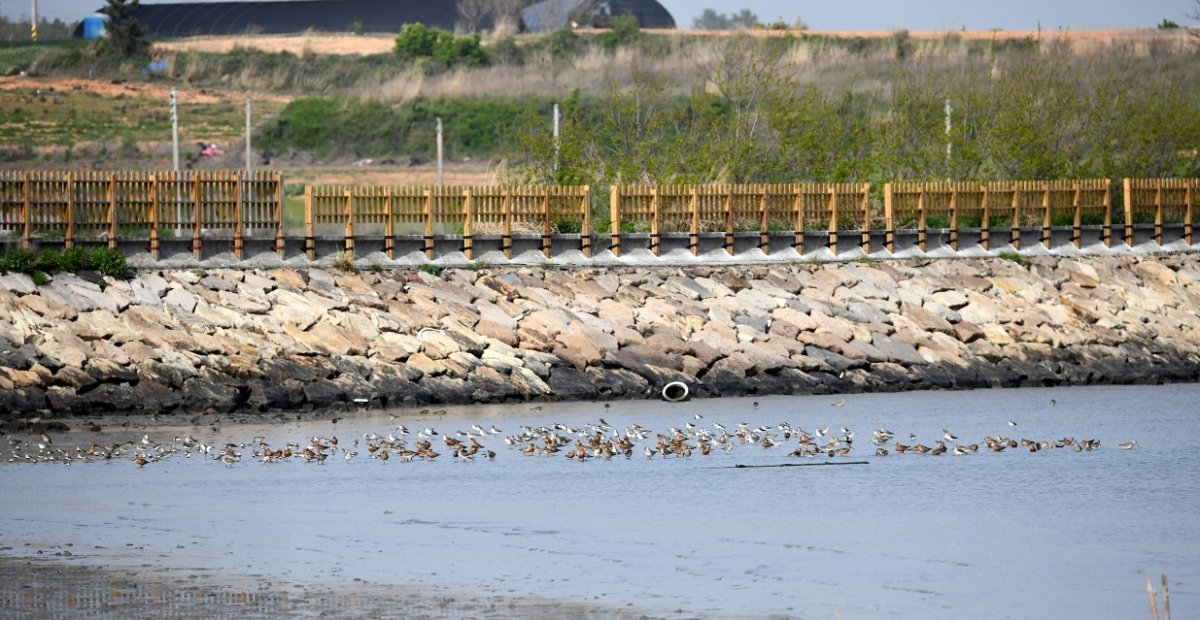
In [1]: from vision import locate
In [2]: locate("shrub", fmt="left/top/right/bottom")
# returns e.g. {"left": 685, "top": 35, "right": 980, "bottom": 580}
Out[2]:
{"left": 90, "top": 247, "right": 130, "bottom": 279}
{"left": 0, "top": 249, "right": 37, "bottom": 274}
{"left": 418, "top": 263, "right": 442, "bottom": 276}
{"left": 31, "top": 270, "right": 52, "bottom": 286}
{"left": 59, "top": 247, "right": 93, "bottom": 272}
{"left": 394, "top": 23, "right": 488, "bottom": 67}
{"left": 597, "top": 14, "right": 640, "bottom": 52}
{"left": 331, "top": 250, "right": 357, "bottom": 272}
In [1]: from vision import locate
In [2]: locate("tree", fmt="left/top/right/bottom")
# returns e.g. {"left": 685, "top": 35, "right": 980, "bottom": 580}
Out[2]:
{"left": 455, "top": 0, "right": 490, "bottom": 34}
{"left": 1190, "top": 0, "right": 1200, "bottom": 44}
{"left": 693, "top": 8, "right": 758, "bottom": 30}
{"left": 99, "top": 0, "right": 148, "bottom": 58}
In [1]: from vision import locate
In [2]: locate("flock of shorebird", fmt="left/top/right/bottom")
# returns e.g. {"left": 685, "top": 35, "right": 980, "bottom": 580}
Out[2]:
{"left": 1, "top": 406, "right": 1140, "bottom": 466}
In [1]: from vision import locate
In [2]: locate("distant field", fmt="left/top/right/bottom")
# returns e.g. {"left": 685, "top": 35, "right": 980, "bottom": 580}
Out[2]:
{"left": 151, "top": 28, "right": 1190, "bottom": 57}
{"left": 0, "top": 75, "right": 285, "bottom": 153}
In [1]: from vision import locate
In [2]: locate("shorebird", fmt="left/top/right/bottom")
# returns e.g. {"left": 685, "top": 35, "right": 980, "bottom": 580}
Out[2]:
{"left": 1119, "top": 440, "right": 1139, "bottom": 450}
{"left": 1008, "top": 420, "right": 1018, "bottom": 427}
{"left": 943, "top": 429, "right": 958, "bottom": 442}
{"left": 831, "top": 398, "right": 846, "bottom": 408}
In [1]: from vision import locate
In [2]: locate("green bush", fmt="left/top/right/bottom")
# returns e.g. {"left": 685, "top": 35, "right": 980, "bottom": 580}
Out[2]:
{"left": 394, "top": 23, "right": 488, "bottom": 67}
{"left": 31, "top": 270, "right": 51, "bottom": 286}
{"left": 59, "top": 246, "right": 93, "bottom": 272}
{"left": 418, "top": 263, "right": 442, "bottom": 276}
{"left": 597, "top": 14, "right": 640, "bottom": 52}
{"left": 0, "top": 246, "right": 128, "bottom": 280}
{"left": 0, "top": 249, "right": 37, "bottom": 273}
{"left": 89, "top": 247, "right": 130, "bottom": 279}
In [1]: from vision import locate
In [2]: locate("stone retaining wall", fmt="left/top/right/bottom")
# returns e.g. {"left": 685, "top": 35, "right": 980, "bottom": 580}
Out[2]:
{"left": 1, "top": 255, "right": 1199, "bottom": 419}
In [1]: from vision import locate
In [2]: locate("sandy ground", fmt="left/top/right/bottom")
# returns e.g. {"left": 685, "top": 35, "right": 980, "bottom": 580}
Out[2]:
{"left": 0, "top": 74, "right": 292, "bottom": 104}
{"left": 0, "top": 557, "right": 645, "bottom": 619}
{"left": 150, "top": 28, "right": 1189, "bottom": 56}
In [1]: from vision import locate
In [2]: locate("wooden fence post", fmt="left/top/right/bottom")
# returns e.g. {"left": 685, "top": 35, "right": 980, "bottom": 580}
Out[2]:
{"left": 1103, "top": 181, "right": 1113, "bottom": 248}
{"left": 949, "top": 186, "right": 959, "bottom": 251}
{"left": 580, "top": 185, "right": 592, "bottom": 257}
{"left": 542, "top": 187, "right": 552, "bottom": 258}
{"left": 1080, "top": 181, "right": 1089, "bottom": 249}
{"left": 1122, "top": 178, "right": 1133, "bottom": 247}
{"left": 501, "top": 188, "right": 512, "bottom": 259}
{"left": 917, "top": 187, "right": 926, "bottom": 253}
{"left": 65, "top": 171, "right": 75, "bottom": 250}
{"left": 1185, "top": 181, "right": 1194, "bottom": 246}
{"left": 463, "top": 189, "right": 474, "bottom": 260}
{"left": 343, "top": 190, "right": 355, "bottom": 255}
{"left": 273, "top": 173, "right": 285, "bottom": 259}
{"left": 1010, "top": 184, "right": 1021, "bottom": 250}
{"left": 21, "top": 173, "right": 31, "bottom": 250}
{"left": 106, "top": 172, "right": 118, "bottom": 250}
{"left": 883, "top": 183, "right": 894, "bottom": 253}
{"left": 423, "top": 189, "right": 434, "bottom": 260}
{"left": 758, "top": 186, "right": 769, "bottom": 254}
{"left": 192, "top": 172, "right": 203, "bottom": 260}
{"left": 609, "top": 185, "right": 621, "bottom": 257}
{"left": 650, "top": 187, "right": 661, "bottom": 256}
{"left": 233, "top": 172, "right": 244, "bottom": 259}
{"left": 980, "top": 183, "right": 991, "bottom": 251}
{"left": 304, "top": 185, "right": 315, "bottom": 260}
{"left": 793, "top": 186, "right": 805, "bottom": 255}
{"left": 723, "top": 187, "right": 734, "bottom": 255}
{"left": 860, "top": 184, "right": 871, "bottom": 254}
{"left": 379, "top": 188, "right": 392, "bottom": 259}
{"left": 1154, "top": 179, "right": 1164, "bottom": 246}
{"left": 1041, "top": 182, "right": 1052, "bottom": 249}
{"left": 689, "top": 187, "right": 700, "bottom": 256}
{"left": 149, "top": 174, "right": 160, "bottom": 260}
{"left": 828, "top": 187, "right": 839, "bottom": 255}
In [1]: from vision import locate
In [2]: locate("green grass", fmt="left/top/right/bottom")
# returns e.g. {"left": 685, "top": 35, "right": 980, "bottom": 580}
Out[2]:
{"left": 998, "top": 251, "right": 1032, "bottom": 270}
{"left": 0, "top": 86, "right": 284, "bottom": 148}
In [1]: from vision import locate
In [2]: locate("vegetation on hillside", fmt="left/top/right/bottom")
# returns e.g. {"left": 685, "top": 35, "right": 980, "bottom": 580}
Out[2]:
{"left": 3, "top": 26, "right": 1198, "bottom": 188}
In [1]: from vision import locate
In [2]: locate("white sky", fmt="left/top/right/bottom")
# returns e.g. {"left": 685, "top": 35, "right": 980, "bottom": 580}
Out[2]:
{"left": 3, "top": 0, "right": 1194, "bottom": 30}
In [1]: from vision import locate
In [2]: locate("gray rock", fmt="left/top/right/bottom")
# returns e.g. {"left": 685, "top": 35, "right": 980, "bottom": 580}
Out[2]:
{"left": 0, "top": 273, "right": 37, "bottom": 295}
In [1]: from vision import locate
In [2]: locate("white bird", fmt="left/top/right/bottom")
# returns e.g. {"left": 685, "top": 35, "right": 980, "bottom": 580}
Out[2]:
{"left": 943, "top": 429, "right": 958, "bottom": 442}
{"left": 831, "top": 398, "right": 846, "bottom": 408}
{"left": 1119, "top": 440, "right": 1139, "bottom": 450}
{"left": 1008, "top": 420, "right": 1018, "bottom": 427}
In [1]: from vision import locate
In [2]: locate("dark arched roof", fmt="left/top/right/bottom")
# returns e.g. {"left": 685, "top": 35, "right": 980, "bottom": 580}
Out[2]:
{"left": 76, "top": 0, "right": 463, "bottom": 37}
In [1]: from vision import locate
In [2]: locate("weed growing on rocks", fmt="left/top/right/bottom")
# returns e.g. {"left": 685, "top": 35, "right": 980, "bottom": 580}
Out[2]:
{"left": 418, "top": 263, "right": 442, "bottom": 277}
{"left": 331, "top": 250, "right": 357, "bottom": 272}
{"left": 998, "top": 251, "right": 1033, "bottom": 270}
{"left": 0, "top": 246, "right": 129, "bottom": 280}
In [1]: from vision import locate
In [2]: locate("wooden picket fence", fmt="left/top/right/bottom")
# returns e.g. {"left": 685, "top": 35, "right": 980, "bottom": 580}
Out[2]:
{"left": 0, "top": 170, "right": 284, "bottom": 259}
{"left": 883, "top": 180, "right": 1114, "bottom": 252}
{"left": 2, "top": 172, "right": 1196, "bottom": 260}
{"left": 1124, "top": 178, "right": 1197, "bottom": 246}
{"left": 608, "top": 183, "right": 873, "bottom": 256}
{"left": 304, "top": 185, "right": 591, "bottom": 260}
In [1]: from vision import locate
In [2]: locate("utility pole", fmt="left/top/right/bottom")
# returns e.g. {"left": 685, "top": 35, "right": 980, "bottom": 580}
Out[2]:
{"left": 944, "top": 98, "right": 952, "bottom": 176}
{"left": 170, "top": 89, "right": 180, "bottom": 171}
{"left": 30, "top": 0, "right": 38, "bottom": 41}
{"left": 244, "top": 99, "right": 251, "bottom": 173}
{"left": 436, "top": 117, "right": 443, "bottom": 230}
{"left": 552, "top": 103, "right": 560, "bottom": 178}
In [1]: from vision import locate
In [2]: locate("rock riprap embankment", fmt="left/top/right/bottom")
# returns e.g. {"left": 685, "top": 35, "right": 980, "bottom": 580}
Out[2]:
{"left": 1, "top": 256, "right": 1198, "bottom": 418}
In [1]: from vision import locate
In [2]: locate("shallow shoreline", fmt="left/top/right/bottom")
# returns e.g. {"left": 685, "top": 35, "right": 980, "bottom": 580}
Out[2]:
{"left": 2, "top": 254, "right": 1200, "bottom": 424}
{"left": 0, "top": 556, "right": 664, "bottom": 620}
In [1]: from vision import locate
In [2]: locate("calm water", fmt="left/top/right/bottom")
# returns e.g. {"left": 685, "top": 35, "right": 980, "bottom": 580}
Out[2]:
{"left": 2, "top": 384, "right": 1198, "bottom": 618}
